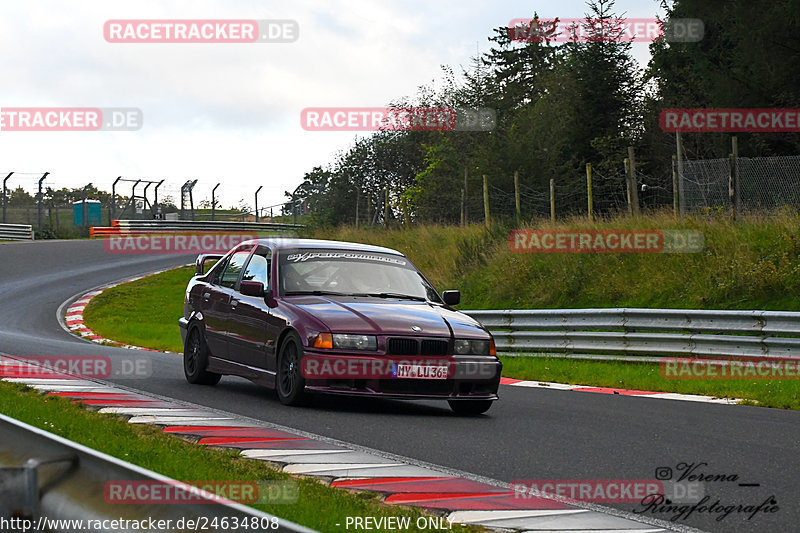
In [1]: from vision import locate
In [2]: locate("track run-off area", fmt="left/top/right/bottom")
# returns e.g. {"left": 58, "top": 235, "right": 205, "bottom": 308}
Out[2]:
{"left": 1, "top": 239, "right": 798, "bottom": 532}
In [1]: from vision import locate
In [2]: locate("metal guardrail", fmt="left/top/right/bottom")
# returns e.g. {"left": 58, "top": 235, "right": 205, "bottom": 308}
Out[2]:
{"left": 464, "top": 308, "right": 800, "bottom": 360}
{"left": 0, "top": 414, "right": 317, "bottom": 533}
{"left": 91, "top": 219, "right": 304, "bottom": 237}
{"left": 117, "top": 219, "right": 305, "bottom": 231}
{"left": 0, "top": 223, "right": 34, "bottom": 241}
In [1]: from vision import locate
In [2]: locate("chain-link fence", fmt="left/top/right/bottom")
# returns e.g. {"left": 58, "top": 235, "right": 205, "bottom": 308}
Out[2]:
{"left": 680, "top": 155, "right": 800, "bottom": 213}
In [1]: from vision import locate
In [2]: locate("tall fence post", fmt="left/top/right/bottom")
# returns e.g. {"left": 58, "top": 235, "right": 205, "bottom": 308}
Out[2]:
{"left": 111, "top": 176, "right": 121, "bottom": 224}
{"left": 460, "top": 188, "right": 465, "bottom": 226}
{"left": 384, "top": 184, "right": 389, "bottom": 228}
{"left": 2, "top": 172, "right": 13, "bottom": 224}
{"left": 153, "top": 180, "right": 164, "bottom": 219}
{"left": 355, "top": 188, "right": 360, "bottom": 228}
{"left": 82, "top": 185, "right": 88, "bottom": 231}
{"left": 671, "top": 155, "right": 679, "bottom": 217}
{"left": 624, "top": 158, "right": 632, "bottom": 215}
{"left": 482, "top": 175, "right": 490, "bottom": 228}
{"left": 402, "top": 194, "right": 410, "bottom": 226}
{"left": 732, "top": 136, "right": 740, "bottom": 218}
{"left": 586, "top": 163, "right": 594, "bottom": 222}
{"left": 463, "top": 166, "right": 468, "bottom": 224}
{"left": 549, "top": 178, "right": 555, "bottom": 222}
{"left": 255, "top": 186, "right": 262, "bottom": 222}
{"left": 627, "top": 146, "right": 640, "bottom": 216}
{"left": 211, "top": 183, "right": 220, "bottom": 221}
{"left": 676, "top": 131, "right": 686, "bottom": 217}
{"left": 514, "top": 171, "right": 521, "bottom": 223}
{"left": 37, "top": 172, "right": 49, "bottom": 231}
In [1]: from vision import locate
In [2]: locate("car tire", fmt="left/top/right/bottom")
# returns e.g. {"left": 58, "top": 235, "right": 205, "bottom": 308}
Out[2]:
{"left": 276, "top": 332, "right": 308, "bottom": 406}
{"left": 184, "top": 326, "right": 222, "bottom": 385}
{"left": 448, "top": 399, "right": 493, "bottom": 415}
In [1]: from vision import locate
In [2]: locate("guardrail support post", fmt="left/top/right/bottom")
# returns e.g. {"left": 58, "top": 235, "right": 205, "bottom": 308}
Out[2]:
{"left": 2, "top": 172, "right": 13, "bottom": 224}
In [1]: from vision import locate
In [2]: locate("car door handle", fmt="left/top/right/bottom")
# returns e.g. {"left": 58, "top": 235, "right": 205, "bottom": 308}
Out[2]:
{"left": 230, "top": 299, "right": 239, "bottom": 308}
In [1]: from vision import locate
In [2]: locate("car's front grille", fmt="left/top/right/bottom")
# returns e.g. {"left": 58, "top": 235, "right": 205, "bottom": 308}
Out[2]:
{"left": 386, "top": 337, "right": 449, "bottom": 356}
{"left": 420, "top": 339, "right": 449, "bottom": 355}
{"left": 387, "top": 337, "right": 419, "bottom": 355}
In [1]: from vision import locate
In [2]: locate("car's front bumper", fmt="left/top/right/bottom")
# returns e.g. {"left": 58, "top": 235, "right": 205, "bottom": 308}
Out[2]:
{"left": 301, "top": 350, "right": 502, "bottom": 400}
{"left": 178, "top": 316, "right": 189, "bottom": 345}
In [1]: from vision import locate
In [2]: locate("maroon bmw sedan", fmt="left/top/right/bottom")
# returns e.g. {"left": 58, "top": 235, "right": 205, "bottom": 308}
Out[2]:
{"left": 179, "top": 238, "right": 501, "bottom": 414}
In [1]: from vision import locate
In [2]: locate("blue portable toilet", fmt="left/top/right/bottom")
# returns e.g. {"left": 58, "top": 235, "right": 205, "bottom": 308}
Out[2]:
{"left": 73, "top": 200, "right": 102, "bottom": 226}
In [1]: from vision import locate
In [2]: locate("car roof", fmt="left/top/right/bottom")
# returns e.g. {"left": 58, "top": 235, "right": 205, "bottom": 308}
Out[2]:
{"left": 243, "top": 238, "right": 404, "bottom": 256}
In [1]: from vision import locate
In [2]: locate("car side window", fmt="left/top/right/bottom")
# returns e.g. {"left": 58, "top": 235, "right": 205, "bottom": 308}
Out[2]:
{"left": 219, "top": 251, "right": 251, "bottom": 289}
{"left": 209, "top": 256, "right": 230, "bottom": 286}
{"left": 241, "top": 248, "right": 270, "bottom": 288}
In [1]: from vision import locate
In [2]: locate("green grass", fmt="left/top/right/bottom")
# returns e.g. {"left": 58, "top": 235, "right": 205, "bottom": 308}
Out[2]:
{"left": 499, "top": 356, "right": 800, "bottom": 410}
{"left": 0, "top": 381, "right": 481, "bottom": 533}
{"left": 315, "top": 211, "right": 800, "bottom": 311}
{"left": 83, "top": 266, "right": 192, "bottom": 352}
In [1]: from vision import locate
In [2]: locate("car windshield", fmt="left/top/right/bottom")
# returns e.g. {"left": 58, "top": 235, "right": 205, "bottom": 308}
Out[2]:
{"left": 279, "top": 249, "right": 442, "bottom": 303}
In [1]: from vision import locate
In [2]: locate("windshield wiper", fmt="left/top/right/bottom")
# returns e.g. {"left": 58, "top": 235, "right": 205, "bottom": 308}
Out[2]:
{"left": 284, "top": 290, "right": 357, "bottom": 296}
{"left": 353, "top": 292, "right": 428, "bottom": 301}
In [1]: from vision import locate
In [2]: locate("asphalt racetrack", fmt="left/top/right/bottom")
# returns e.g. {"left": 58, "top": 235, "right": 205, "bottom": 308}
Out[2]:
{"left": 1, "top": 239, "right": 798, "bottom": 532}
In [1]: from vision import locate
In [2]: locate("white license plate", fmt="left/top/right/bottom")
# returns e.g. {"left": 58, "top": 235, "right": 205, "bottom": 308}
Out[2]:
{"left": 392, "top": 364, "right": 449, "bottom": 379}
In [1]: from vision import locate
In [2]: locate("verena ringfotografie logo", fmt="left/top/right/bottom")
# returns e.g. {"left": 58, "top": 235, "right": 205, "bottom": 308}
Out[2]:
{"left": 508, "top": 229, "right": 704, "bottom": 254}
{"left": 104, "top": 480, "right": 298, "bottom": 505}
{"left": 660, "top": 109, "right": 800, "bottom": 132}
{"left": 103, "top": 232, "right": 261, "bottom": 254}
{"left": 0, "top": 107, "right": 142, "bottom": 132}
{"left": 300, "top": 107, "right": 496, "bottom": 132}
{"left": 104, "top": 20, "right": 298, "bottom": 43}
{"left": 508, "top": 18, "right": 703, "bottom": 43}
{"left": 0, "top": 355, "right": 151, "bottom": 379}
{"left": 661, "top": 358, "right": 800, "bottom": 380}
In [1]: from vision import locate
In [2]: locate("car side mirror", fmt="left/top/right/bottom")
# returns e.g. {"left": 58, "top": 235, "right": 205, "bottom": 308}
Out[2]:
{"left": 240, "top": 280, "right": 265, "bottom": 297}
{"left": 442, "top": 290, "right": 461, "bottom": 306}
{"left": 196, "top": 254, "right": 223, "bottom": 275}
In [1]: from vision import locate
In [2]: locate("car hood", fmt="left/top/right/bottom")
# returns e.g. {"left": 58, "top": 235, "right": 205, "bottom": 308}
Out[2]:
{"left": 286, "top": 296, "right": 488, "bottom": 338}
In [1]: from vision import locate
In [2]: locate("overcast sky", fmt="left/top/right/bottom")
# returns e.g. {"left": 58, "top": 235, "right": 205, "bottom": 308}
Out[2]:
{"left": 0, "top": 0, "right": 665, "bottom": 210}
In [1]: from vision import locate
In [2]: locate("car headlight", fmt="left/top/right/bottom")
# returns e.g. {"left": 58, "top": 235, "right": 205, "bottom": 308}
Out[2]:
{"left": 454, "top": 338, "right": 492, "bottom": 355}
{"left": 332, "top": 334, "right": 378, "bottom": 351}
